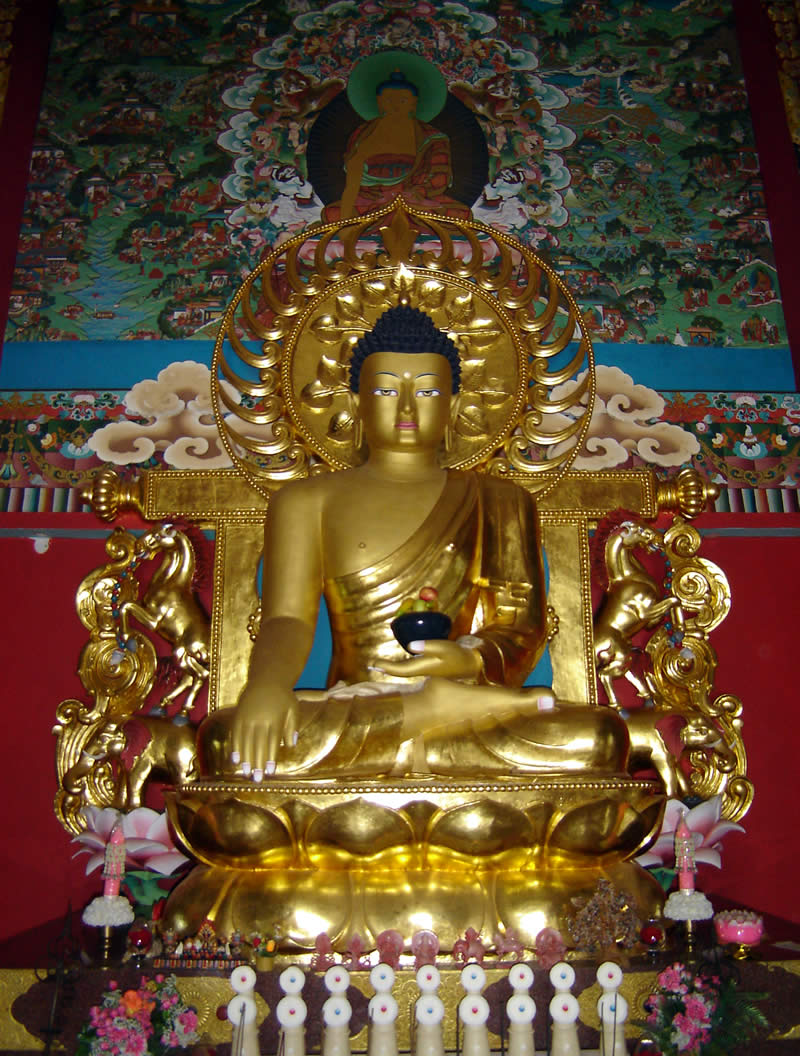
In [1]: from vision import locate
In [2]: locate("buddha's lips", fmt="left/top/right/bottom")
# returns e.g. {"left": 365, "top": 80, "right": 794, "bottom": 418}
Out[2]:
{"left": 396, "top": 421, "right": 417, "bottom": 429}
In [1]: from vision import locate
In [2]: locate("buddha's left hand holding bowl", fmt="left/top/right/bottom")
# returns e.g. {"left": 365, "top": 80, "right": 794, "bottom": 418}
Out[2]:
{"left": 375, "top": 638, "right": 482, "bottom": 680}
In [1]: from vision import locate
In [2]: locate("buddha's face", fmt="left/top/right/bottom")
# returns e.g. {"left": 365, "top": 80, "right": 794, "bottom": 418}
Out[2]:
{"left": 377, "top": 86, "right": 417, "bottom": 117}
{"left": 356, "top": 351, "right": 452, "bottom": 454}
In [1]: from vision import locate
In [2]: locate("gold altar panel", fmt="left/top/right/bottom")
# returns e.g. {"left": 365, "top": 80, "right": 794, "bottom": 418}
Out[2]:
{"left": 212, "top": 521, "right": 265, "bottom": 714}
{"left": 145, "top": 469, "right": 269, "bottom": 521}
{"left": 541, "top": 520, "right": 594, "bottom": 704}
{"left": 106, "top": 467, "right": 660, "bottom": 522}
{"left": 0, "top": 970, "right": 44, "bottom": 1052}
{"left": 538, "top": 470, "right": 657, "bottom": 519}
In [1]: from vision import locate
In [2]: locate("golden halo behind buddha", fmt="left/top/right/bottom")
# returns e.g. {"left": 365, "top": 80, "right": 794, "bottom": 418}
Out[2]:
{"left": 211, "top": 198, "right": 596, "bottom": 500}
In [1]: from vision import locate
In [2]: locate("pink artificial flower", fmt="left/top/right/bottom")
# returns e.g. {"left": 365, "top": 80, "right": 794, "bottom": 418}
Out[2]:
{"left": 534, "top": 927, "right": 567, "bottom": 971}
{"left": 126, "top": 1032, "right": 147, "bottom": 1056}
{"left": 72, "top": 806, "right": 189, "bottom": 876}
{"left": 672, "top": 1011, "right": 698, "bottom": 1051}
{"left": 179, "top": 1009, "right": 198, "bottom": 1031}
{"left": 685, "top": 994, "right": 711, "bottom": 1022}
{"left": 658, "top": 965, "right": 685, "bottom": 992}
{"left": 636, "top": 795, "right": 744, "bottom": 870}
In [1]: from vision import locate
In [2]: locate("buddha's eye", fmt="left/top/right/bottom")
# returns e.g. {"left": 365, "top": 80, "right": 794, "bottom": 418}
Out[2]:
{"left": 372, "top": 387, "right": 398, "bottom": 397}
{"left": 415, "top": 388, "right": 441, "bottom": 397}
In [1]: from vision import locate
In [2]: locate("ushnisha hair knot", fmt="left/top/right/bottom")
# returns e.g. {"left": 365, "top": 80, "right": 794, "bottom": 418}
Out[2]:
{"left": 349, "top": 305, "right": 461, "bottom": 394}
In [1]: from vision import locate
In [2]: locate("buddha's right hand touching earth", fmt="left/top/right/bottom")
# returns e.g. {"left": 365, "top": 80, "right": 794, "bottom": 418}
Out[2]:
{"left": 230, "top": 684, "right": 298, "bottom": 780}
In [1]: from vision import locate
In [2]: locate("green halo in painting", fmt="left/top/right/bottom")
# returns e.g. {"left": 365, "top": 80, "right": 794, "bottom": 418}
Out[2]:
{"left": 347, "top": 50, "right": 447, "bottom": 122}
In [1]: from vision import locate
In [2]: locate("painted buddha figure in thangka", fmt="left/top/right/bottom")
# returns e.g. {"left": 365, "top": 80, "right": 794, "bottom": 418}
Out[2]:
{"left": 198, "top": 305, "right": 628, "bottom": 781}
{"left": 319, "top": 53, "right": 473, "bottom": 223}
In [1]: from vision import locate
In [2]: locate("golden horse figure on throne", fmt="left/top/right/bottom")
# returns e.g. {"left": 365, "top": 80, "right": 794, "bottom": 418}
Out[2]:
{"left": 56, "top": 199, "right": 752, "bottom": 953}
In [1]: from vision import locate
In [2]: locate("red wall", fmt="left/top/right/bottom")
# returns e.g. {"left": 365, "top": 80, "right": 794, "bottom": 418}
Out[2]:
{"left": 0, "top": 522, "right": 104, "bottom": 940}
{"left": 0, "top": 512, "right": 798, "bottom": 941}
{"left": 694, "top": 516, "right": 800, "bottom": 922}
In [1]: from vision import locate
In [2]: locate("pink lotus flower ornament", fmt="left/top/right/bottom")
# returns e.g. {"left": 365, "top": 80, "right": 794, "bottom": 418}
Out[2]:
{"left": 635, "top": 795, "right": 744, "bottom": 870}
{"left": 72, "top": 806, "right": 189, "bottom": 876}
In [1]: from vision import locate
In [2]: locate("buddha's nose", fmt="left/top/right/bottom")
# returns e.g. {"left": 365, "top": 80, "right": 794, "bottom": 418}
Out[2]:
{"left": 397, "top": 381, "right": 416, "bottom": 422}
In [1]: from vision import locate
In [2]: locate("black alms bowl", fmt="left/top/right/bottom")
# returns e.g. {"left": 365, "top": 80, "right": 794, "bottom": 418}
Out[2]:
{"left": 391, "top": 610, "right": 452, "bottom": 652}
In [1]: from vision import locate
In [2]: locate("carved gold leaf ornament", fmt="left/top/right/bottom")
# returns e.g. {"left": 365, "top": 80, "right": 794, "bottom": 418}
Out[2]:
{"left": 639, "top": 516, "right": 752, "bottom": 823}
{"left": 53, "top": 523, "right": 214, "bottom": 834}
{"left": 211, "top": 198, "right": 595, "bottom": 501}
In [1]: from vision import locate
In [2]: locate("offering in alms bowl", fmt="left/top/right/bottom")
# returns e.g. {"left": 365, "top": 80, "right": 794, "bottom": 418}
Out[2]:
{"left": 391, "top": 586, "right": 452, "bottom": 653}
{"left": 714, "top": 909, "right": 764, "bottom": 948}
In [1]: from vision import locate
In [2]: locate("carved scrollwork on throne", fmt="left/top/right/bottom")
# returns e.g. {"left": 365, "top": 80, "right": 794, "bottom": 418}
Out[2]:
{"left": 592, "top": 504, "right": 753, "bottom": 824}
{"left": 54, "top": 523, "right": 208, "bottom": 834}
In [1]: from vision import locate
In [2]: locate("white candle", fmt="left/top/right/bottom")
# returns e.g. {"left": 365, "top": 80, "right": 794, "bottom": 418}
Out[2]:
{"left": 322, "top": 995, "right": 352, "bottom": 1056}
{"left": 549, "top": 993, "right": 580, "bottom": 1056}
{"left": 414, "top": 995, "right": 444, "bottom": 1056}
{"left": 277, "top": 994, "right": 307, "bottom": 1056}
{"left": 598, "top": 992, "right": 628, "bottom": 1056}
{"left": 506, "top": 993, "right": 536, "bottom": 1056}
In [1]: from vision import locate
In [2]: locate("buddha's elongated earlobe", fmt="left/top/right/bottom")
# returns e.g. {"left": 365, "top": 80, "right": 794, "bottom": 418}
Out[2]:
{"left": 443, "top": 421, "right": 453, "bottom": 453}
{"left": 444, "top": 395, "right": 459, "bottom": 453}
{"left": 350, "top": 391, "right": 364, "bottom": 451}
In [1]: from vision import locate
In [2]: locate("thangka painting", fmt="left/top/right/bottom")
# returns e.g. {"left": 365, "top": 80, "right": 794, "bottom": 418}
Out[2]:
{"left": 1, "top": 0, "right": 798, "bottom": 507}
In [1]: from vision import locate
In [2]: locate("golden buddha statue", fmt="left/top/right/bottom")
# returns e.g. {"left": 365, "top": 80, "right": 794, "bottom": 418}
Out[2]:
{"left": 57, "top": 200, "right": 751, "bottom": 952}
{"left": 199, "top": 305, "right": 628, "bottom": 783}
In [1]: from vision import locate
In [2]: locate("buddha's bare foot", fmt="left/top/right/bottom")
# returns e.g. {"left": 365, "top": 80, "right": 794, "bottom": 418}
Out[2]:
{"left": 412, "top": 679, "right": 629, "bottom": 776}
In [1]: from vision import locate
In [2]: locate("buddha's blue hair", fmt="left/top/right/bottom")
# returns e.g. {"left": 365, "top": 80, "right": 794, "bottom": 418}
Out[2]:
{"left": 349, "top": 305, "right": 461, "bottom": 394}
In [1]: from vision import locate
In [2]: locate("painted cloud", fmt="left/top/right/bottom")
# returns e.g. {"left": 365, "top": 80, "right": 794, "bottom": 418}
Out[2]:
{"left": 548, "top": 365, "right": 700, "bottom": 469}
{"left": 89, "top": 360, "right": 263, "bottom": 469}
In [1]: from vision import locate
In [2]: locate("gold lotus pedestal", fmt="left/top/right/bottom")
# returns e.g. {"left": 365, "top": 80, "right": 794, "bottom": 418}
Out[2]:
{"left": 163, "top": 773, "right": 665, "bottom": 949}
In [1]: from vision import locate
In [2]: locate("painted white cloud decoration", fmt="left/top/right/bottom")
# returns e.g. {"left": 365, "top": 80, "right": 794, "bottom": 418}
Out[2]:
{"left": 89, "top": 361, "right": 265, "bottom": 469}
{"left": 548, "top": 365, "right": 700, "bottom": 469}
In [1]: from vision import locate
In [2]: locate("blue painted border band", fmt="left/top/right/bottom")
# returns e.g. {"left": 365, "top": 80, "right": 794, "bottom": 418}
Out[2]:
{"left": 0, "top": 340, "right": 796, "bottom": 393}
